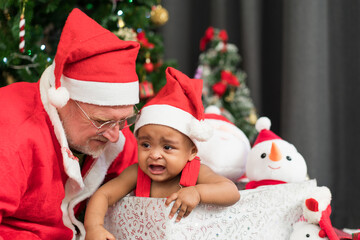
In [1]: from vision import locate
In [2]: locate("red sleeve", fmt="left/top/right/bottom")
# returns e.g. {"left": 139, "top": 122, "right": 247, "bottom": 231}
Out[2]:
{"left": 0, "top": 151, "right": 27, "bottom": 224}
{"left": 103, "top": 127, "right": 138, "bottom": 184}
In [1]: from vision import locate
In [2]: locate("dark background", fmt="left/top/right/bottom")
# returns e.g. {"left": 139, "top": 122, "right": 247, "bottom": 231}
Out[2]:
{"left": 160, "top": 0, "right": 360, "bottom": 228}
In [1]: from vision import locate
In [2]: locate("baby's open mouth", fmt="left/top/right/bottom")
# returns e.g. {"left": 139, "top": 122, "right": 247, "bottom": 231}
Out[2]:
{"left": 149, "top": 164, "right": 166, "bottom": 174}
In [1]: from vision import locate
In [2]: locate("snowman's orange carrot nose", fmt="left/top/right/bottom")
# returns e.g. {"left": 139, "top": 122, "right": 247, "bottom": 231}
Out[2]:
{"left": 269, "top": 142, "right": 282, "bottom": 161}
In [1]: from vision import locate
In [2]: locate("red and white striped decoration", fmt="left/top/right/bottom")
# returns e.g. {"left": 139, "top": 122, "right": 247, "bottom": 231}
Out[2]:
{"left": 19, "top": 14, "right": 25, "bottom": 53}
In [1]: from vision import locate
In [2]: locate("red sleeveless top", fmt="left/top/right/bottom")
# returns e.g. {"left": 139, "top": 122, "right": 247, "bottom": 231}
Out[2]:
{"left": 135, "top": 157, "right": 201, "bottom": 197}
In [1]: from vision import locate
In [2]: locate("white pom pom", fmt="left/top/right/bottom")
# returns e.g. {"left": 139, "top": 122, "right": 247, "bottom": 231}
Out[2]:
{"left": 48, "top": 86, "right": 70, "bottom": 108}
{"left": 205, "top": 105, "right": 221, "bottom": 115}
{"left": 255, "top": 116, "right": 271, "bottom": 132}
{"left": 189, "top": 119, "right": 214, "bottom": 142}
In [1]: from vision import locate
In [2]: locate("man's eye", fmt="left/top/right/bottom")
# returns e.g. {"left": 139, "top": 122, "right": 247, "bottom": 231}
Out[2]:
{"left": 95, "top": 120, "right": 107, "bottom": 125}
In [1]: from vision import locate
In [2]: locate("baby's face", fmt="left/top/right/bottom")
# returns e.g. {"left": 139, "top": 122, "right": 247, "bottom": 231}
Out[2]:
{"left": 136, "top": 124, "right": 197, "bottom": 182}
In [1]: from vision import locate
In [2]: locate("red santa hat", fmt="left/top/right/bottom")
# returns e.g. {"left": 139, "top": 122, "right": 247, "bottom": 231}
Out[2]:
{"left": 203, "top": 105, "right": 235, "bottom": 125}
{"left": 48, "top": 8, "right": 140, "bottom": 108}
{"left": 253, "top": 116, "right": 282, "bottom": 146}
{"left": 134, "top": 67, "right": 213, "bottom": 144}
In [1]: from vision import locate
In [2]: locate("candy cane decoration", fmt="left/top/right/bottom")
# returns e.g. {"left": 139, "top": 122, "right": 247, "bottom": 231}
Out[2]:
{"left": 19, "top": 13, "right": 25, "bottom": 53}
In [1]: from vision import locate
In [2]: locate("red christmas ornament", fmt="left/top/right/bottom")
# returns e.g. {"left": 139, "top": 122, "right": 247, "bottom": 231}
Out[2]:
{"left": 139, "top": 80, "right": 154, "bottom": 98}
{"left": 204, "top": 27, "right": 214, "bottom": 40}
{"left": 212, "top": 81, "right": 227, "bottom": 97}
{"left": 144, "top": 61, "right": 154, "bottom": 73}
{"left": 221, "top": 70, "right": 240, "bottom": 86}
{"left": 218, "top": 29, "right": 228, "bottom": 42}
{"left": 199, "top": 37, "right": 208, "bottom": 51}
{"left": 137, "top": 31, "right": 154, "bottom": 49}
{"left": 200, "top": 26, "right": 215, "bottom": 51}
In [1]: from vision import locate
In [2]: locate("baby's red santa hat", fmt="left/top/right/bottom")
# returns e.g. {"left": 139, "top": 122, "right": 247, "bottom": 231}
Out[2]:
{"left": 253, "top": 116, "right": 282, "bottom": 146}
{"left": 47, "top": 8, "right": 140, "bottom": 108}
{"left": 134, "top": 67, "right": 213, "bottom": 145}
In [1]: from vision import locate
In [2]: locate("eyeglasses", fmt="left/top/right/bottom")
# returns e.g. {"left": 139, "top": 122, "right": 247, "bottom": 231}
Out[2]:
{"left": 74, "top": 101, "right": 139, "bottom": 135}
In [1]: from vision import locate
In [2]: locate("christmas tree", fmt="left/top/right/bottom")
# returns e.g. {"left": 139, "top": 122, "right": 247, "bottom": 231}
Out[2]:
{"left": 195, "top": 27, "right": 257, "bottom": 141}
{"left": 0, "top": 0, "right": 176, "bottom": 106}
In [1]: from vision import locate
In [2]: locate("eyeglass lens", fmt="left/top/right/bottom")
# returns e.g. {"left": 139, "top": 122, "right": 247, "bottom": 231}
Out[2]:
{"left": 96, "top": 111, "right": 139, "bottom": 134}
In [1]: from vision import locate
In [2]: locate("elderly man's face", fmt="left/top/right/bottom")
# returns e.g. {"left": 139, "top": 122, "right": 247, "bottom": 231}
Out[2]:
{"left": 58, "top": 100, "right": 134, "bottom": 158}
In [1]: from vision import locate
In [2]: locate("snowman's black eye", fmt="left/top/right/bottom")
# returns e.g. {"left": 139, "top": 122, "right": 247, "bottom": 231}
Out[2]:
{"left": 286, "top": 156, "right": 292, "bottom": 161}
{"left": 306, "top": 234, "right": 310, "bottom": 238}
{"left": 261, "top": 153, "right": 266, "bottom": 158}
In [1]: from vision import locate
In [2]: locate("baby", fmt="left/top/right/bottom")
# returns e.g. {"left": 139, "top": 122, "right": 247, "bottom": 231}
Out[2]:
{"left": 84, "top": 67, "right": 240, "bottom": 240}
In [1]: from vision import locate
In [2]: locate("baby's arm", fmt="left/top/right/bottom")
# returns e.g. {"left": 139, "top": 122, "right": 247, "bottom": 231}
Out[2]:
{"left": 84, "top": 163, "right": 138, "bottom": 240}
{"left": 165, "top": 164, "right": 240, "bottom": 222}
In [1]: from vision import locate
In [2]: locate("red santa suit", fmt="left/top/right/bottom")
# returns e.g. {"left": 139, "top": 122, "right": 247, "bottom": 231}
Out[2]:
{"left": 0, "top": 8, "right": 139, "bottom": 240}
{"left": 0, "top": 81, "right": 137, "bottom": 240}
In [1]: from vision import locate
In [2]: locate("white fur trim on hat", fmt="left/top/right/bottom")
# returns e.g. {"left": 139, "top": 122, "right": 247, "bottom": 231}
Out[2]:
{"left": 134, "top": 104, "right": 213, "bottom": 142}
{"left": 47, "top": 63, "right": 139, "bottom": 106}
{"left": 61, "top": 75, "right": 139, "bottom": 106}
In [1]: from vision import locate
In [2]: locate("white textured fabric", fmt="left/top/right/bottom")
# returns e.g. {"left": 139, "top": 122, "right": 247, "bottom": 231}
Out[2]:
{"left": 104, "top": 180, "right": 317, "bottom": 239}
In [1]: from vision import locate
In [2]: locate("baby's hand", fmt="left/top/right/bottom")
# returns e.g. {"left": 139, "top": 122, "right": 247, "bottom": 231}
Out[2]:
{"left": 165, "top": 186, "right": 201, "bottom": 222}
{"left": 85, "top": 225, "right": 116, "bottom": 240}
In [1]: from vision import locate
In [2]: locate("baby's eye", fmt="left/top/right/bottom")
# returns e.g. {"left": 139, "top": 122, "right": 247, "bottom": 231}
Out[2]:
{"left": 164, "top": 145, "right": 173, "bottom": 150}
{"left": 140, "top": 142, "right": 150, "bottom": 148}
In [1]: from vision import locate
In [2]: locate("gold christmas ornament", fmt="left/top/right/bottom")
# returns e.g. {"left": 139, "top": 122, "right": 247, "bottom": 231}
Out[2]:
{"left": 117, "top": 17, "right": 125, "bottom": 28}
{"left": 150, "top": 5, "right": 169, "bottom": 26}
{"left": 3, "top": 72, "right": 15, "bottom": 85}
{"left": 248, "top": 109, "right": 258, "bottom": 125}
{"left": 225, "top": 88, "right": 235, "bottom": 102}
{"left": 4, "top": 9, "right": 11, "bottom": 21}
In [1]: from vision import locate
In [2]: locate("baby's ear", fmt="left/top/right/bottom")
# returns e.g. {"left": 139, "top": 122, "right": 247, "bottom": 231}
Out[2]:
{"left": 189, "top": 145, "right": 198, "bottom": 161}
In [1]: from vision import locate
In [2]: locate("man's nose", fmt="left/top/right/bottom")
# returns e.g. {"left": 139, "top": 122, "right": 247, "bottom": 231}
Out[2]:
{"left": 101, "top": 125, "right": 120, "bottom": 143}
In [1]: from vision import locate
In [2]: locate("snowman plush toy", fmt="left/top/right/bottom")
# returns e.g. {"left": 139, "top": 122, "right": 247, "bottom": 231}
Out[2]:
{"left": 290, "top": 186, "right": 356, "bottom": 240}
{"left": 245, "top": 116, "right": 308, "bottom": 189}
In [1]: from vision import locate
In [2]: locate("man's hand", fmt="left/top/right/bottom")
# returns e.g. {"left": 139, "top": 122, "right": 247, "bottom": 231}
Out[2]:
{"left": 165, "top": 186, "right": 201, "bottom": 222}
{"left": 85, "top": 225, "right": 115, "bottom": 240}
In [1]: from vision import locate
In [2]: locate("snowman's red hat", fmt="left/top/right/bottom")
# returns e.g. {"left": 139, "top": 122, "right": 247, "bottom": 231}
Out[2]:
{"left": 47, "top": 8, "right": 140, "bottom": 108}
{"left": 253, "top": 116, "right": 282, "bottom": 146}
